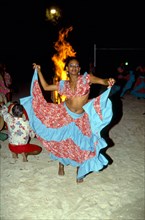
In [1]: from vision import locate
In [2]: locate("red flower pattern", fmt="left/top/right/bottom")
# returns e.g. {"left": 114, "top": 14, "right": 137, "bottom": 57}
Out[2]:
{"left": 32, "top": 73, "right": 104, "bottom": 163}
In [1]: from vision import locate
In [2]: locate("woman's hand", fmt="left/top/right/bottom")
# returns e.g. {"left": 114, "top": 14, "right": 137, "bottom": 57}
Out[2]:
{"left": 107, "top": 78, "right": 116, "bottom": 88}
{"left": 32, "top": 63, "right": 41, "bottom": 72}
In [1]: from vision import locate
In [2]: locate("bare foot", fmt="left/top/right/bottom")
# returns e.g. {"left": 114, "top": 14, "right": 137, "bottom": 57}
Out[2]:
{"left": 76, "top": 167, "right": 84, "bottom": 183}
{"left": 76, "top": 178, "right": 84, "bottom": 184}
{"left": 23, "top": 158, "right": 28, "bottom": 162}
{"left": 22, "top": 153, "right": 28, "bottom": 162}
{"left": 58, "top": 162, "right": 65, "bottom": 176}
{"left": 12, "top": 152, "right": 18, "bottom": 159}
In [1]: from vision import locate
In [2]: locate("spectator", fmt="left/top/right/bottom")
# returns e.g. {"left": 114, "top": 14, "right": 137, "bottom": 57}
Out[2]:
{"left": 0, "top": 103, "right": 42, "bottom": 161}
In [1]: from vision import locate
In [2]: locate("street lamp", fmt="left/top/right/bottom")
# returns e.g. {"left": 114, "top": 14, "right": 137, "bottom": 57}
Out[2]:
{"left": 45, "top": 6, "right": 61, "bottom": 25}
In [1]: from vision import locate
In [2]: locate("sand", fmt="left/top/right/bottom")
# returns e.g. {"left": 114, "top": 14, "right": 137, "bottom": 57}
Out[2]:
{"left": 0, "top": 85, "right": 145, "bottom": 220}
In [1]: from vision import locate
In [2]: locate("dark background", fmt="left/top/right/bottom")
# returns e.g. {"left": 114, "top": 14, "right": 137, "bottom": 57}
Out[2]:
{"left": 0, "top": 0, "right": 144, "bottom": 83}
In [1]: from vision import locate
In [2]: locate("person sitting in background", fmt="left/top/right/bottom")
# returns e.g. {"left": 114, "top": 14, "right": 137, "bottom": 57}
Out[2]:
{"left": 0, "top": 103, "right": 42, "bottom": 162}
{"left": 0, "top": 93, "right": 7, "bottom": 105}
{"left": 0, "top": 93, "right": 8, "bottom": 142}
{"left": 110, "top": 62, "right": 135, "bottom": 98}
{"left": 131, "top": 64, "right": 145, "bottom": 99}
{"left": 0, "top": 63, "right": 13, "bottom": 102}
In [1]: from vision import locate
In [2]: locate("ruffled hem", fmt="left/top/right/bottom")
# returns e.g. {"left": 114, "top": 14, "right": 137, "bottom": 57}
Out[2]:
{"left": 20, "top": 70, "right": 113, "bottom": 179}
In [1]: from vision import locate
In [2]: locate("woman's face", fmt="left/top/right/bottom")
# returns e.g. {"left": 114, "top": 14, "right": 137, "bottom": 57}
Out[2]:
{"left": 67, "top": 59, "right": 81, "bottom": 76}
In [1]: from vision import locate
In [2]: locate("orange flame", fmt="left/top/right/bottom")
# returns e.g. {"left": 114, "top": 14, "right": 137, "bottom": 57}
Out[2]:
{"left": 51, "top": 26, "right": 76, "bottom": 103}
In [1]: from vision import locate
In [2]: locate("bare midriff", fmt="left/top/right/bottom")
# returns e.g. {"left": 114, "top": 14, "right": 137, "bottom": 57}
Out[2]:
{"left": 65, "top": 93, "right": 89, "bottom": 114}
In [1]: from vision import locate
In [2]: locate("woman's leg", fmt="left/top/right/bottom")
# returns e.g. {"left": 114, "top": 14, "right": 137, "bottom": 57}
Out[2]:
{"left": 76, "top": 167, "right": 84, "bottom": 183}
{"left": 58, "top": 162, "right": 65, "bottom": 176}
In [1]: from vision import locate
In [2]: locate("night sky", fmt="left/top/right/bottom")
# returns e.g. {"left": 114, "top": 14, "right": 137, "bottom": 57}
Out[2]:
{"left": 0, "top": 0, "right": 144, "bottom": 81}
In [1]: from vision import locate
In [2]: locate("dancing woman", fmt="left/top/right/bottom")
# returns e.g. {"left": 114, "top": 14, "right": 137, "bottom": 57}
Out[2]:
{"left": 20, "top": 57, "right": 115, "bottom": 183}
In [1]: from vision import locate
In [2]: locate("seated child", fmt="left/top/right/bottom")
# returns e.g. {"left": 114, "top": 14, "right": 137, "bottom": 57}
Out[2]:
{"left": 0, "top": 103, "right": 42, "bottom": 161}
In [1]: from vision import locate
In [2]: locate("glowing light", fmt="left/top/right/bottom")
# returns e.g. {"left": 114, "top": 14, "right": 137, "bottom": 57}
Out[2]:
{"left": 50, "top": 9, "right": 56, "bottom": 14}
{"left": 125, "top": 62, "right": 128, "bottom": 66}
{"left": 45, "top": 7, "right": 61, "bottom": 24}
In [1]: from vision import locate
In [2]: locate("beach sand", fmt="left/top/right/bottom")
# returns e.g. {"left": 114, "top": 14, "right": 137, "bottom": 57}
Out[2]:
{"left": 0, "top": 85, "right": 145, "bottom": 220}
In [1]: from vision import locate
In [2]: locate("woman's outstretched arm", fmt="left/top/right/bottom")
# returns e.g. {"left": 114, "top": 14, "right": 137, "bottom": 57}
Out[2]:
{"left": 90, "top": 73, "right": 116, "bottom": 88}
{"left": 32, "top": 63, "right": 58, "bottom": 91}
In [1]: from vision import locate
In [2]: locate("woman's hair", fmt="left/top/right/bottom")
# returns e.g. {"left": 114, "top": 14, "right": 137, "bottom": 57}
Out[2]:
{"left": 64, "top": 56, "right": 79, "bottom": 70}
{"left": 12, "top": 104, "right": 24, "bottom": 117}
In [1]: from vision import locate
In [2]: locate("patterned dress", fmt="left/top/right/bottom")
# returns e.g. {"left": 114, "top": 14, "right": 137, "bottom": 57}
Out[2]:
{"left": 20, "top": 70, "right": 113, "bottom": 179}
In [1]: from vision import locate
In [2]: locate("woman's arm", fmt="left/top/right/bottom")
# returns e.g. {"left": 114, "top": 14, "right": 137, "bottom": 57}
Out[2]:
{"left": 32, "top": 63, "right": 58, "bottom": 91}
{"left": 90, "top": 73, "right": 116, "bottom": 87}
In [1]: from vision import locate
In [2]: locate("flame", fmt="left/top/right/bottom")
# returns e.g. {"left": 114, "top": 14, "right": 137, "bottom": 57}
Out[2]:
{"left": 51, "top": 26, "right": 76, "bottom": 103}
